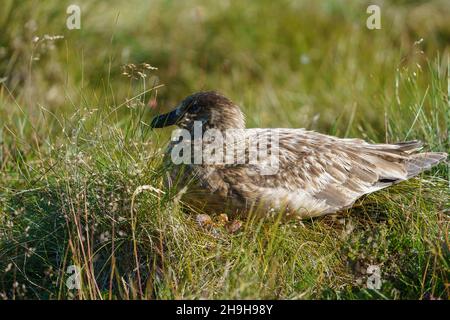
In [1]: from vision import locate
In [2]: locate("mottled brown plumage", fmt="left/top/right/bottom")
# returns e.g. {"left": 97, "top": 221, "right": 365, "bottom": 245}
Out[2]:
{"left": 151, "top": 91, "right": 447, "bottom": 219}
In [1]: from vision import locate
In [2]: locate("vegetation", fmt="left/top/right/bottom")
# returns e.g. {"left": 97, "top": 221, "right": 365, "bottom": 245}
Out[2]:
{"left": 0, "top": 0, "right": 448, "bottom": 299}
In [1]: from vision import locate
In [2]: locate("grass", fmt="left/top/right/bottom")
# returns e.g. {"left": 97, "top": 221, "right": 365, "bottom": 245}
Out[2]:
{"left": 0, "top": 0, "right": 449, "bottom": 299}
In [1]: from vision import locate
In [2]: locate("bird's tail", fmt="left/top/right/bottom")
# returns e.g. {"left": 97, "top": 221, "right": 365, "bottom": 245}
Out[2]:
{"left": 405, "top": 151, "right": 447, "bottom": 178}
{"left": 358, "top": 140, "right": 447, "bottom": 189}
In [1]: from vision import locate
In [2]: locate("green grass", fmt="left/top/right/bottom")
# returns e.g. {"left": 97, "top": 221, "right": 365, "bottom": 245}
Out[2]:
{"left": 0, "top": 0, "right": 449, "bottom": 299}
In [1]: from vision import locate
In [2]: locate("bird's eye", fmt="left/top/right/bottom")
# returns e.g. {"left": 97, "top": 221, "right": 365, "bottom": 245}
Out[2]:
{"left": 189, "top": 101, "right": 200, "bottom": 113}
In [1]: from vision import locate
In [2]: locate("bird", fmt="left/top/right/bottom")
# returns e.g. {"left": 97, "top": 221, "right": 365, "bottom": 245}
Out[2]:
{"left": 151, "top": 91, "right": 447, "bottom": 219}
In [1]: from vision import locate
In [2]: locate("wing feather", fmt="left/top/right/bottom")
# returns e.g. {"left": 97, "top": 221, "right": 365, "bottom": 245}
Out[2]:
{"left": 226, "top": 129, "right": 445, "bottom": 217}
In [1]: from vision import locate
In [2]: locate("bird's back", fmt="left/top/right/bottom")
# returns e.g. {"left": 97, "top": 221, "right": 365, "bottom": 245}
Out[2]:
{"left": 165, "top": 128, "right": 447, "bottom": 218}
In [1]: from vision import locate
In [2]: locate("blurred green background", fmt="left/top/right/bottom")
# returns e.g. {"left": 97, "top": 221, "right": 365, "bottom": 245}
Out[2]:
{"left": 1, "top": 0, "right": 449, "bottom": 135}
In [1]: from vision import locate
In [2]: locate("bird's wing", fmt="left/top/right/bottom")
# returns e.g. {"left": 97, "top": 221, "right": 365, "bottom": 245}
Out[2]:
{"left": 221, "top": 129, "right": 446, "bottom": 217}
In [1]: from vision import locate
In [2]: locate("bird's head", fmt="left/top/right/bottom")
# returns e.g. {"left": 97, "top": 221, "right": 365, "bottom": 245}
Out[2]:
{"left": 151, "top": 91, "right": 245, "bottom": 131}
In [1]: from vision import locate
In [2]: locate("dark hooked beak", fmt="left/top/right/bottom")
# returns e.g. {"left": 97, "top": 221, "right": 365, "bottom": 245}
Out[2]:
{"left": 150, "top": 109, "right": 181, "bottom": 128}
